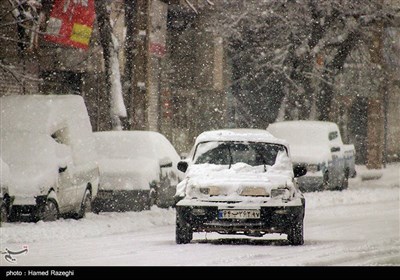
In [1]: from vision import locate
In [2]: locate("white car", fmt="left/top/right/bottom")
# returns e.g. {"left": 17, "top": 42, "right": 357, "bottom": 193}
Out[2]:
{"left": 0, "top": 94, "right": 99, "bottom": 222}
{"left": 174, "top": 129, "right": 307, "bottom": 245}
{"left": 267, "top": 120, "right": 355, "bottom": 192}
{"left": 93, "top": 131, "right": 183, "bottom": 212}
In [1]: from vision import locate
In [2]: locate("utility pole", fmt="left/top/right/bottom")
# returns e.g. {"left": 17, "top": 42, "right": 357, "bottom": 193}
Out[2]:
{"left": 131, "top": 0, "right": 150, "bottom": 130}
{"left": 367, "top": 18, "right": 386, "bottom": 169}
{"left": 123, "top": 0, "right": 136, "bottom": 130}
{"left": 129, "top": 0, "right": 168, "bottom": 131}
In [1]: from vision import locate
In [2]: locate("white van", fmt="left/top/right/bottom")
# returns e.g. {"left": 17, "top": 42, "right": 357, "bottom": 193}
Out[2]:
{"left": 0, "top": 94, "right": 99, "bottom": 222}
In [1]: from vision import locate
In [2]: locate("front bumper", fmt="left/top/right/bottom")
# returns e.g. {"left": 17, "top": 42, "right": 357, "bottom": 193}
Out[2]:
{"left": 92, "top": 189, "right": 150, "bottom": 212}
{"left": 297, "top": 175, "right": 324, "bottom": 192}
{"left": 176, "top": 199, "right": 305, "bottom": 236}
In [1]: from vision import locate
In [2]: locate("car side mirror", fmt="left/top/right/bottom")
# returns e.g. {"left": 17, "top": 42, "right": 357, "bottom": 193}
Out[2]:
{"left": 59, "top": 166, "right": 67, "bottom": 173}
{"left": 177, "top": 161, "right": 188, "bottom": 173}
{"left": 159, "top": 157, "right": 173, "bottom": 168}
{"left": 331, "top": 146, "right": 341, "bottom": 153}
{"left": 293, "top": 163, "right": 307, "bottom": 178}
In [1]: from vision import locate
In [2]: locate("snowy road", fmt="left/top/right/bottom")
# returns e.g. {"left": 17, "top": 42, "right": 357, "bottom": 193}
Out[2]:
{"left": 1, "top": 165, "right": 399, "bottom": 266}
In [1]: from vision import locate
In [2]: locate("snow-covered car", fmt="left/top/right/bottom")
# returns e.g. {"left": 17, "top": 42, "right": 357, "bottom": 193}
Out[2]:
{"left": 92, "top": 130, "right": 183, "bottom": 212}
{"left": 267, "top": 120, "right": 355, "bottom": 192}
{"left": 0, "top": 95, "right": 99, "bottom": 222}
{"left": 0, "top": 157, "right": 10, "bottom": 224}
{"left": 174, "top": 129, "right": 307, "bottom": 245}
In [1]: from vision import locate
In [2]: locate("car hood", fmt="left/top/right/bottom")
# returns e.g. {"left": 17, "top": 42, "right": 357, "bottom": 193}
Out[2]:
{"left": 176, "top": 152, "right": 295, "bottom": 199}
{"left": 289, "top": 145, "right": 330, "bottom": 164}
{"left": 7, "top": 164, "right": 58, "bottom": 197}
{"left": 97, "top": 158, "right": 159, "bottom": 191}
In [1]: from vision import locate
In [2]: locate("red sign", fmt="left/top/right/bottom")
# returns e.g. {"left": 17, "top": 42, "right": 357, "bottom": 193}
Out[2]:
{"left": 44, "top": 0, "right": 95, "bottom": 50}
{"left": 150, "top": 42, "right": 166, "bottom": 57}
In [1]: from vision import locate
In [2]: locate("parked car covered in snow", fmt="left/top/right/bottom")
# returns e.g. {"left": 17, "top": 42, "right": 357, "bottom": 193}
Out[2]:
{"left": 174, "top": 129, "right": 307, "bottom": 245}
{"left": 0, "top": 95, "right": 99, "bottom": 222}
{"left": 92, "top": 130, "right": 183, "bottom": 212}
{"left": 267, "top": 120, "right": 356, "bottom": 192}
{"left": 0, "top": 157, "right": 10, "bottom": 224}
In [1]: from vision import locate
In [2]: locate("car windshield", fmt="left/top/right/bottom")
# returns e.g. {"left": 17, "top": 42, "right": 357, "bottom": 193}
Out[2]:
{"left": 193, "top": 141, "right": 286, "bottom": 167}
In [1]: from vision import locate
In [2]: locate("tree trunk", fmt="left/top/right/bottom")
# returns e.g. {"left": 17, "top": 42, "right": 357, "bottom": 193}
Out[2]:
{"left": 317, "top": 30, "right": 361, "bottom": 121}
{"left": 122, "top": 0, "right": 136, "bottom": 130}
{"left": 94, "top": 1, "right": 126, "bottom": 130}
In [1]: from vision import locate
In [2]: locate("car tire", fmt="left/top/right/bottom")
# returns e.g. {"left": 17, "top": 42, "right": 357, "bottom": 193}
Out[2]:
{"left": 176, "top": 211, "right": 193, "bottom": 244}
{"left": 8, "top": 206, "right": 20, "bottom": 222}
{"left": 0, "top": 202, "right": 8, "bottom": 224}
{"left": 92, "top": 200, "right": 101, "bottom": 214}
{"left": 156, "top": 178, "right": 172, "bottom": 208}
{"left": 76, "top": 190, "right": 92, "bottom": 219}
{"left": 37, "top": 199, "right": 59, "bottom": 222}
{"left": 340, "top": 169, "right": 349, "bottom": 190}
{"left": 142, "top": 191, "right": 151, "bottom": 211}
{"left": 321, "top": 172, "right": 329, "bottom": 191}
{"left": 287, "top": 221, "right": 304, "bottom": 245}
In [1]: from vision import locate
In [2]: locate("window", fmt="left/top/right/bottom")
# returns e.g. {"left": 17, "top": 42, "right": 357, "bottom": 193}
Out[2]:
{"left": 328, "top": 131, "right": 338, "bottom": 141}
{"left": 51, "top": 127, "right": 70, "bottom": 145}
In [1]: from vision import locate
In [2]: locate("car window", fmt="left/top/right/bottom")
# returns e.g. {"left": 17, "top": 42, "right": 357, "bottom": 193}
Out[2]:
{"left": 328, "top": 131, "right": 338, "bottom": 141}
{"left": 194, "top": 141, "right": 286, "bottom": 166}
{"left": 195, "top": 143, "right": 231, "bottom": 165}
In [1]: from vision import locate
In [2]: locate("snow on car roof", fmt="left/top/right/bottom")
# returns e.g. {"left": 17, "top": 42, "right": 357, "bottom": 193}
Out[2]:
{"left": 0, "top": 94, "right": 96, "bottom": 165}
{"left": 0, "top": 94, "right": 91, "bottom": 135}
{"left": 267, "top": 120, "right": 339, "bottom": 145}
{"left": 268, "top": 120, "right": 338, "bottom": 131}
{"left": 195, "top": 128, "right": 288, "bottom": 146}
{"left": 94, "top": 130, "right": 180, "bottom": 160}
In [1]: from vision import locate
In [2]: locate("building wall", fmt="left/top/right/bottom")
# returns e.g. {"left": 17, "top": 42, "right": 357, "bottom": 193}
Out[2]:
{"left": 164, "top": 8, "right": 229, "bottom": 154}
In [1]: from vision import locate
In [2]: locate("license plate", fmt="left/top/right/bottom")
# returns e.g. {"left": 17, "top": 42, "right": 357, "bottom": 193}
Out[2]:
{"left": 218, "top": 209, "right": 260, "bottom": 219}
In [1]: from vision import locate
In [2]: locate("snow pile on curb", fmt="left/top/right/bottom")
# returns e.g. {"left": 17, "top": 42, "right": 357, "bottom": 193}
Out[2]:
{"left": 0, "top": 206, "right": 175, "bottom": 244}
{"left": 305, "top": 163, "right": 399, "bottom": 209}
{"left": 305, "top": 187, "right": 398, "bottom": 210}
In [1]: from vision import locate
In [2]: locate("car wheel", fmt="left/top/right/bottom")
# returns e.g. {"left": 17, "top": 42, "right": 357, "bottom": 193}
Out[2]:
{"left": 0, "top": 202, "right": 8, "bottom": 224}
{"left": 38, "top": 199, "right": 59, "bottom": 222}
{"left": 8, "top": 207, "right": 20, "bottom": 222}
{"left": 91, "top": 199, "right": 101, "bottom": 214}
{"left": 287, "top": 221, "right": 304, "bottom": 245}
{"left": 142, "top": 191, "right": 151, "bottom": 211}
{"left": 320, "top": 172, "right": 329, "bottom": 191}
{"left": 340, "top": 169, "right": 349, "bottom": 190}
{"left": 176, "top": 211, "right": 193, "bottom": 244}
{"left": 76, "top": 190, "right": 92, "bottom": 219}
{"left": 156, "top": 178, "right": 171, "bottom": 208}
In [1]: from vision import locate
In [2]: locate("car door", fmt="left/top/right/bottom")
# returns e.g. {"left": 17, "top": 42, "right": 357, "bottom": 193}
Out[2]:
{"left": 328, "top": 130, "right": 345, "bottom": 187}
{"left": 54, "top": 140, "right": 78, "bottom": 212}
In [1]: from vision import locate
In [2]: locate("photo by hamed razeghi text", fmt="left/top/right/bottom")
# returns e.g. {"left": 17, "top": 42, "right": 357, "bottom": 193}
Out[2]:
{"left": 5, "top": 269, "right": 75, "bottom": 277}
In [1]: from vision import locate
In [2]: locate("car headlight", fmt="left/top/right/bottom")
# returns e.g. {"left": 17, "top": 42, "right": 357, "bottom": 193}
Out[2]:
{"left": 270, "top": 187, "right": 290, "bottom": 200}
{"left": 199, "top": 186, "right": 221, "bottom": 196}
{"left": 307, "top": 164, "right": 320, "bottom": 172}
